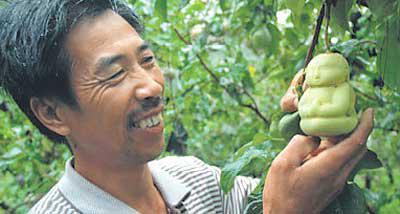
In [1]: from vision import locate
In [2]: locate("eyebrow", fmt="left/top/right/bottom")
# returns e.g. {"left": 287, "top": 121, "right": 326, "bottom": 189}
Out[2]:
{"left": 95, "top": 54, "right": 126, "bottom": 75}
{"left": 95, "top": 42, "right": 151, "bottom": 74}
{"left": 137, "top": 42, "right": 150, "bottom": 53}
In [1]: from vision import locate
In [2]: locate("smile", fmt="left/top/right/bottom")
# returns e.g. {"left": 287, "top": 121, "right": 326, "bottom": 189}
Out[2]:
{"left": 130, "top": 112, "right": 163, "bottom": 129}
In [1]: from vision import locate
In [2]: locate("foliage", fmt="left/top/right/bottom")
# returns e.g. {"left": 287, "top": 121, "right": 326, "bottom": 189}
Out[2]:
{"left": 1, "top": 0, "right": 400, "bottom": 213}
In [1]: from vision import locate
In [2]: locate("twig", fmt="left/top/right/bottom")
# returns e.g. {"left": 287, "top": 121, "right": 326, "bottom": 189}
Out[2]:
{"left": 324, "top": 1, "right": 331, "bottom": 51}
{"left": 357, "top": 40, "right": 378, "bottom": 46}
{"left": 178, "top": 80, "right": 207, "bottom": 97}
{"left": 242, "top": 88, "right": 269, "bottom": 125}
{"left": 375, "top": 126, "right": 399, "bottom": 133}
{"left": 353, "top": 87, "right": 383, "bottom": 102}
{"left": 304, "top": 3, "right": 326, "bottom": 67}
{"left": 173, "top": 28, "right": 270, "bottom": 126}
{"left": 296, "top": 3, "right": 326, "bottom": 96}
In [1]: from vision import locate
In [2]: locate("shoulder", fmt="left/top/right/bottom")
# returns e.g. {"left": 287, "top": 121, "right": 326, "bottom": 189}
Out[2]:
{"left": 155, "top": 156, "right": 225, "bottom": 212}
{"left": 153, "top": 156, "right": 222, "bottom": 193}
{"left": 29, "top": 184, "right": 80, "bottom": 214}
{"left": 154, "top": 156, "right": 217, "bottom": 176}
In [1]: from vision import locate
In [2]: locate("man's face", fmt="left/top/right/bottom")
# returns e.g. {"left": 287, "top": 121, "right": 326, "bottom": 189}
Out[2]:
{"left": 63, "top": 10, "right": 165, "bottom": 165}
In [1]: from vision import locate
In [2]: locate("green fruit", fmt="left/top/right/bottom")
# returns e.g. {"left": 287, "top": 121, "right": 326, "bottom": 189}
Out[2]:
{"left": 298, "top": 53, "right": 358, "bottom": 137}
{"left": 278, "top": 112, "right": 304, "bottom": 141}
{"left": 269, "top": 120, "right": 281, "bottom": 138}
{"left": 251, "top": 27, "right": 272, "bottom": 51}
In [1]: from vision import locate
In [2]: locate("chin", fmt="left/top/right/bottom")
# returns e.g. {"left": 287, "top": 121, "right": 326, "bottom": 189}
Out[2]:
{"left": 133, "top": 138, "right": 165, "bottom": 164}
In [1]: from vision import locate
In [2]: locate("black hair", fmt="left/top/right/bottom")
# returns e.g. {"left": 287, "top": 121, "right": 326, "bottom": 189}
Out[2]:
{"left": 0, "top": 0, "right": 143, "bottom": 144}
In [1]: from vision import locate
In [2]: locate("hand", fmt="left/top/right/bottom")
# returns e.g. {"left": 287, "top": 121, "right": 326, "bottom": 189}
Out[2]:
{"left": 262, "top": 108, "right": 374, "bottom": 214}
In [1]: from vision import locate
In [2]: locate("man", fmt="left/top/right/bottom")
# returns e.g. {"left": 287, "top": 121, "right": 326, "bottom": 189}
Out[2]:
{"left": 0, "top": 0, "right": 374, "bottom": 213}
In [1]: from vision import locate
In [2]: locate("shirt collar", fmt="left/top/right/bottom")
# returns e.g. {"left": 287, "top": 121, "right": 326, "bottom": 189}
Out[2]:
{"left": 58, "top": 157, "right": 191, "bottom": 213}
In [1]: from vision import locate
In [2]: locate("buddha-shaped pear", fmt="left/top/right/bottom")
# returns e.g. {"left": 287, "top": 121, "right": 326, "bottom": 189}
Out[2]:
{"left": 298, "top": 53, "right": 358, "bottom": 137}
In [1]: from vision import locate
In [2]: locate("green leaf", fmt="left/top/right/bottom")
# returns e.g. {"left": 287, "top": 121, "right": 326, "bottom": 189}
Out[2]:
{"left": 366, "top": 0, "right": 397, "bottom": 19}
{"left": 337, "top": 183, "right": 368, "bottom": 214}
{"left": 322, "top": 183, "right": 368, "bottom": 214}
{"left": 331, "top": 0, "right": 355, "bottom": 32}
{"left": 127, "top": 0, "right": 137, "bottom": 5}
{"left": 155, "top": 0, "right": 168, "bottom": 21}
{"left": 179, "top": 0, "right": 190, "bottom": 8}
{"left": 219, "top": 0, "right": 230, "bottom": 11}
{"left": 221, "top": 147, "right": 267, "bottom": 193}
{"left": 323, "top": 198, "right": 345, "bottom": 214}
{"left": 284, "top": 0, "right": 305, "bottom": 16}
{"left": 378, "top": 18, "right": 400, "bottom": 92}
{"left": 348, "top": 149, "right": 383, "bottom": 181}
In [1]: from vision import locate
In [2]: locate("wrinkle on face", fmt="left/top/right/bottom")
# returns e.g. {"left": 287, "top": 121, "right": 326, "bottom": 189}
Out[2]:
{"left": 61, "top": 10, "right": 165, "bottom": 164}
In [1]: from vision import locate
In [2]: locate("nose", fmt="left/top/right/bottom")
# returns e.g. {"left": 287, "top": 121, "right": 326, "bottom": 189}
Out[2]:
{"left": 135, "top": 78, "right": 163, "bottom": 102}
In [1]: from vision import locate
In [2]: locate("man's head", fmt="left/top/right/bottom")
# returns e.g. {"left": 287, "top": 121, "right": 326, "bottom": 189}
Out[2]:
{"left": 0, "top": 0, "right": 165, "bottom": 164}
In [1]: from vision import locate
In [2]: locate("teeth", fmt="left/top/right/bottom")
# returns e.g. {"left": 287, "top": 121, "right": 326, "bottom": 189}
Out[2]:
{"left": 134, "top": 113, "right": 162, "bottom": 129}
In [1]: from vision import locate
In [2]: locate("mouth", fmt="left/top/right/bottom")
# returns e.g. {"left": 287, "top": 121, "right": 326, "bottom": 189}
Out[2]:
{"left": 128, "top": 111, "right": 163, "bottom": 129}
{"left": 128, "top": 105, "right": 164, "bottom": 130}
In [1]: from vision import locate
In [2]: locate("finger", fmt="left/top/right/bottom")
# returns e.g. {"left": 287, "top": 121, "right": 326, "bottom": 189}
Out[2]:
{"left": 316, "top": 108, "right": 374, "bottom": 170}
{"left": 280, "top": 71, "right": 304, "bottom": 112}
{"left": 341, "top": 146, "right": 368, "bottom": 178}
{"left": 310, "top": 137, "right": 343, "bottom": 155}
{"left": 304, "top": 138, "right": 336, "bottom": 161}
{"left": 280, "top": 90, "right": 298, "bottom": 113}
{"left": 325, "top": 135, "right": 346, "bottom": 144}
{"left": 276, "top": 135, "right": 320, "bottom": 167}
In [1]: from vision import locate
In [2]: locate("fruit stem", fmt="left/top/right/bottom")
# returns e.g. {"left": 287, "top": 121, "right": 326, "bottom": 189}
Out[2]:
{"left": 300, "top": 3, "right": 326, "bottom": 96}
{"left": 304, "top": 3, "right": 326, "bottom": 68}
{"left": 324, "top": 1, "right": 331, "bottom": 51}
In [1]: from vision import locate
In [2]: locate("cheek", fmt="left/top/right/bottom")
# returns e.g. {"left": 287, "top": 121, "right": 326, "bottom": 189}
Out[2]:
{"left": 153, "top": 68, "right": 165, "bottom": 89}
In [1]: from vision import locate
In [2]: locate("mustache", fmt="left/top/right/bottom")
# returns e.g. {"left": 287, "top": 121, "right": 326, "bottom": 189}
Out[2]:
{"left": 141, "top": 95, "right": 164, "bottom": 111}
{"left": 127, "top": 96, "right": 165, "bottom": 121}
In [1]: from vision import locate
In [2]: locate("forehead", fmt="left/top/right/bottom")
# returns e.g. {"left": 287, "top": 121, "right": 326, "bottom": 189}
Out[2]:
{"left": 65, "top": 9, "right": 142, "bottom": 64}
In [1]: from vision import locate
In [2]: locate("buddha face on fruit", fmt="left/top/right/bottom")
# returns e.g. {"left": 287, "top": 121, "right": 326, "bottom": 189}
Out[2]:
{"left": 305, "top": 53, "right": 350, "bottom": 87}
{"left": 298, "top": 53, "right": 358, "bottom": 137}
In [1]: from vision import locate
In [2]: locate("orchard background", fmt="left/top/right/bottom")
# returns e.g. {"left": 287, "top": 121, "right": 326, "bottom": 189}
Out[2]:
{"left": 0, "top": 0, "right": 399, "bottom": 213}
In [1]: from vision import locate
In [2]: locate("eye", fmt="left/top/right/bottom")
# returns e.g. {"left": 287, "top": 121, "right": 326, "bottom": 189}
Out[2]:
{"left": 107, "top": 68, "right": 125, "bottom": 80}
{"left": 142, "top": 55, "right": 154, "bottom": 64}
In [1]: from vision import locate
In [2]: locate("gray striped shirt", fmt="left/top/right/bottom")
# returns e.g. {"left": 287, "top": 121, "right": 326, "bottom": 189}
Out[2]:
{"left": 29, "top": 156, "right": 259, "bottom": 214}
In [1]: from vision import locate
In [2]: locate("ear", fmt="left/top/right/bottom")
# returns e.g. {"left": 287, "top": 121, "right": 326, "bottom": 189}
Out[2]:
{"left": 30, "top": 97, "right": 71, "bottom": 137}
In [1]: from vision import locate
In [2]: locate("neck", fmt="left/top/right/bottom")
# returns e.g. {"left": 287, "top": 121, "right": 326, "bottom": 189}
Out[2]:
{"left": 73, "top": 154, "right": 167, "bottom": 213}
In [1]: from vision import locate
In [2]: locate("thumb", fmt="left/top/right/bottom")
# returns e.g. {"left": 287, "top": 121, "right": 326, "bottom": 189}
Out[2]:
{"left": 277, "top": 135, "right": 320, "bottom": 167}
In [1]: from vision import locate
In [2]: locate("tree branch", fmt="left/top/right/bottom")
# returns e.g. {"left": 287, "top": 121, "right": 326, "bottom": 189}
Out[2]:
{"left": 242, "top": 88, "right": 270, "bottom": 125}
{"left": 173, "top": 28, "right": 270, "bottom": 126}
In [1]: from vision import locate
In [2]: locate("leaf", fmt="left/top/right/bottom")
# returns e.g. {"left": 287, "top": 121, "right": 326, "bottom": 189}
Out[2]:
{"left": 179, "top": 0, "right": 190, "bottom": 8}
{"left": 337, "top": 183, "right": 368, "bottom": 214}
{"left": 155, "top": 0, "right": 168, "bottom": 21}
{"left": 221, "top": 148, "right": 267, "bottom": 193}
{"left": 323, "top": 198, "right": 345, "bottom": 214}
{"left": 348, "top": 149, "right": 383, "bottom": 181}
{"left": 219, "top": 0, "right": 230, "bottom": 11}
{"left": 284, "top": 0, "right": 305, "bottom": 16}
{"left": 127, "top": 0, "right": 137, "bottom": 5}
{"left": 322, "top": 183, "right": 368, "bottom": 214}
{"left": 378, "top": 18, "right": 400, "bottom": 92}
{"left": 366, "top": 0, "right": 397, "bottom": 19}
{"left": 331, "top": 0, "right": 355, "bottom": 32}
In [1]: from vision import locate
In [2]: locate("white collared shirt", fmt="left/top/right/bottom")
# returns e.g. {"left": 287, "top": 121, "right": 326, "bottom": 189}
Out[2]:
{"left": 29, "top": 156, "right": 259, "bottom": 214}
